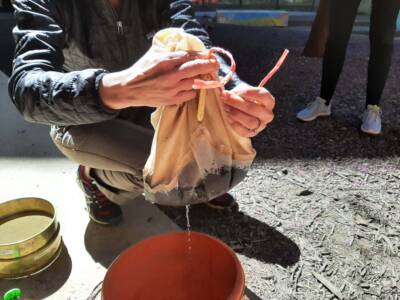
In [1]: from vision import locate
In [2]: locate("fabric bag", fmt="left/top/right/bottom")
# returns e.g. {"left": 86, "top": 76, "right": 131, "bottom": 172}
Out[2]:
{"left": 143, "top": 28, "right": 288, "bottom": 206}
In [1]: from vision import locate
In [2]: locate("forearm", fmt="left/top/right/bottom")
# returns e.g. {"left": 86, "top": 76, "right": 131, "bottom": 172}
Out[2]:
{"left": 9, "top": 69, "right": 119, "bottom": 126}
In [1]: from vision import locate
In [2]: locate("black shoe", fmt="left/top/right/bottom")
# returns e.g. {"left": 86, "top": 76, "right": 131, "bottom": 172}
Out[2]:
{"left": 205, "top": 193, "right": 238, "bottom": 210}
{"left": 77, "top": 165, "right": 123, "bottom": 225}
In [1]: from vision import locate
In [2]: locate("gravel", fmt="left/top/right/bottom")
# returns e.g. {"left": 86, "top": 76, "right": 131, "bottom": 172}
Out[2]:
{"left": 161, "top": 24, "right": 400, "bottom": 300}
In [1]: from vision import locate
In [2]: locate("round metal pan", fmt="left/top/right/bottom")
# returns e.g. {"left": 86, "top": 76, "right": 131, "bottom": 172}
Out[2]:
{"left": 0, "top": 198, "right": 58, "bottom": 260}
{"left": 0, "top": 225, "right": 62, "bottom": 279}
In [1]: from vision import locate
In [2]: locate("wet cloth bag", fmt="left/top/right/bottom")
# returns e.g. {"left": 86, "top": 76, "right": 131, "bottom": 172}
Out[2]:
{"left": 143, "top": 28, "right": 288, "bottom": 206}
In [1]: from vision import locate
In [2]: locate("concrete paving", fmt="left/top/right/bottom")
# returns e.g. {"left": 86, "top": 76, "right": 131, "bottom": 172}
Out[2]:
{"left": 0, "top": 71, "right": 180, "bottom": 299}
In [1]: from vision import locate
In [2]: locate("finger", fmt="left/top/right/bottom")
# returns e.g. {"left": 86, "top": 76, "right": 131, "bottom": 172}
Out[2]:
{"left": 240, "top": 88, "right": 276, "bottom": 109}
{"left": 222, "top": 91, "right": 274, "bottom": 123}
{"left": 223, "top": 105, "right": 261, "bottom": 131}
{"left": 139, "top": 59, "right": 218, "bottom": 89}
{"left": 171, "top": 78, "right": 197, "bottom": 95}
{"left": 171, "top": 90, "right": 197, "bottom": 105}
{"left": 161, "top": 51, "right": 209, "bottom": 67}
{"left": 176, "top": 58, "right": 220, "bottom": 80}
{"left": 226, "top": 117, "right": 258, "bottom": 138}
{"left": 221, "top": 90, "right": 245, "bottom": 103}
{"left": 132, "top": 51, "right": 209, "bottom": 83}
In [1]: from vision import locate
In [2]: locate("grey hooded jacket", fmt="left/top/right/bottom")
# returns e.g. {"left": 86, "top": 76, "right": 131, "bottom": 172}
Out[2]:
{"left": 8, "top": 0, "right": 243, "bottom": 127}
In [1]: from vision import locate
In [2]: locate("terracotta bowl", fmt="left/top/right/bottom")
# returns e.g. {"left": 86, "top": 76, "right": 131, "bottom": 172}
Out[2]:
{"left": 102, "top": 231, "right": 245, "bottom": 300}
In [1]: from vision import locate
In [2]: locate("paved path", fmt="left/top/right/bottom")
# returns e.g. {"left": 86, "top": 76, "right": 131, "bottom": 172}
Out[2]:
{"left": 0, "top": 71, "right": 179, "bottom": 299}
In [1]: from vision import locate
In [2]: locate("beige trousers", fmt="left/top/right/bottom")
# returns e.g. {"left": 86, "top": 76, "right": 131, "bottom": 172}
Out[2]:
{"left": 50, "top": 119, "right": 153, "bottom": 204}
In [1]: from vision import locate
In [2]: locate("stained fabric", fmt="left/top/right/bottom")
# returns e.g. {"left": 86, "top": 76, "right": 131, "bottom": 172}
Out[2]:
{"left": 143, "top": 28, "right": 256, "bottom": 206}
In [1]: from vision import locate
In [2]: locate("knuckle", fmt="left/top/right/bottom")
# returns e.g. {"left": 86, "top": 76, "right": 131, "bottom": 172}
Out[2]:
{"left": 251, "top": 117, "right": 259, "bottom": 128}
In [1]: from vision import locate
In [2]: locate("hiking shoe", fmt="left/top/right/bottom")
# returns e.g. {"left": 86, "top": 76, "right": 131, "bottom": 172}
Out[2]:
{"left": 205, "top": 193, "right": 238, "bottom": 210}
{"left": 297, "top": 97, "right": 331, "bottom": 122}
{"left": 361, "top": 105, "right": 382, "bottom": 135}
{"left": 77, "top": 165, "right": 123, "bottom": 225}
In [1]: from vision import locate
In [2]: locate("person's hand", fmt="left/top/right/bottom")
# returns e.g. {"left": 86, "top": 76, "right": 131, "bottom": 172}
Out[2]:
{"left": 221, "top": 83, "right": 275, "bottom": 138}
{"left": 99, "top": 49, "right": 219, "bottom": 110}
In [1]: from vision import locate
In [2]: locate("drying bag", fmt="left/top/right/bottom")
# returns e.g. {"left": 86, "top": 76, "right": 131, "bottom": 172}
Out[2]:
{"left": 143, "top": 28, "right": 256, "bottom": 206}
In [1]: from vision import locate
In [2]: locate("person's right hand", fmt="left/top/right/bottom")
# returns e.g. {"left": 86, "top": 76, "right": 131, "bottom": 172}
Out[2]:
{"left": 99, "top": 50, "right": 219, "bottom": 110}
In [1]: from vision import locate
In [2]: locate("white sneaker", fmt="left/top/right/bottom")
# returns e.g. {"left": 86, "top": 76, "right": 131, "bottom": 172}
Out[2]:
{"left": 296, "top": 97, "right": 331, "bottom": 122}
{"left": 361, "top": 105, "right": 382, "bottom": 135}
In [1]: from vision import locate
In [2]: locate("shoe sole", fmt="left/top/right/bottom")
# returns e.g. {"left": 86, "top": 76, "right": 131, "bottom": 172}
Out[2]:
{"left": 88, "top": 214, "right": 122, "bottom": 226}
{"left": 297, "top": 112, "right": 331, "bottom": 122}
{"left": 360, "top": 127, "right": 381, "bottom": 136}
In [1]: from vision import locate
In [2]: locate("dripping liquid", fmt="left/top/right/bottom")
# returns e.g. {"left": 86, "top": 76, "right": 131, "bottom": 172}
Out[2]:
{"left": 185, "top": 204, "right": 192, "bottom": 260}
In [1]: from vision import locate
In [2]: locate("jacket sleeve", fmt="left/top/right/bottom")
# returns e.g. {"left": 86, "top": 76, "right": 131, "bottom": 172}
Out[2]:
{"left": 168, "top": 0, "right": 245, "bottom": 90}
{"left": 8, "top": 0, "right": 119, "bottom": 126}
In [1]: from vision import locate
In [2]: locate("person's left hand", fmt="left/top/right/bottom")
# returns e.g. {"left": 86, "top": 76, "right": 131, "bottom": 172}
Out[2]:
{"left": 221, "top": 83, "right": 275, "bottom": 138}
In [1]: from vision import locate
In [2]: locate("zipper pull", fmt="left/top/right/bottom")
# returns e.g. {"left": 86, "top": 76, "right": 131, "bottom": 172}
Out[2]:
{"left": 117, "top": 21, "right": 123, "bottom": 35}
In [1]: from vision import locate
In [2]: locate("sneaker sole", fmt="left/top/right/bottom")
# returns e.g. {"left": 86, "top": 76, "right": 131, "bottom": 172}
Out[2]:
{"left": 88, "top": 214, "right": 122, "bottom": 226}
{"left": 360, "top": 127, "right": 381, "bottom": 135}
{"left": 297, "top": 112, "right": 331, "bottom": 122}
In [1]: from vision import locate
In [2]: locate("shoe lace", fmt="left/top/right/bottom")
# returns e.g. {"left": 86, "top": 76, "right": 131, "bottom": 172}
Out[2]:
{"left": 365, "top": 105, "right": 381, "bottom": 122}
{"left": 85, "top": 181, "right": 113, "bottom": 209}
{"left": 307, "top": 98, "right": 327, "bottom": 109}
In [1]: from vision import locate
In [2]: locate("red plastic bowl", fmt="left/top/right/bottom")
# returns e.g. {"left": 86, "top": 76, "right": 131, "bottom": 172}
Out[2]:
{"left": 102, "top": 231, "right": 245, "bottom": 300}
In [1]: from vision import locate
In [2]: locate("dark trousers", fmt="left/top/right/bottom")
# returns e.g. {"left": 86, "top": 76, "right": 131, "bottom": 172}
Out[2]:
{"left": 320, "top": 0, "right": 400, "bottom": 106}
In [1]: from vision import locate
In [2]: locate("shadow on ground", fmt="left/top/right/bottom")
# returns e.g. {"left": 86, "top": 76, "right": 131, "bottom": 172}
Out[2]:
{"left": 84, "top": 196, "right": 300, "bottom": 294}
{"left": 160, "top": 205, "right": 301, "bottom": 267}
{"left": 245, "top": 287, "right": 263, "bottom": 300}
{"left": 84, "top": 196, "right": 178, "bottom": 268}
{"left": 0, "top": 242, "right": 71, "bottom": 299}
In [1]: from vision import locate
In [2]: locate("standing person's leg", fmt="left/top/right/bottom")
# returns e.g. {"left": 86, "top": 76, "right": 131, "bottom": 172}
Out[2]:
{"left": 367, "top": 0, "right": 400, "bottom": 106}
{"left": 320, "top": 0, "right": 361, "bottom": 103}
{"left": 361, "top": 0, "right": 399, "bottom": 135}
{"left": 297, "top": 0, "right": 361, "bottom": 122}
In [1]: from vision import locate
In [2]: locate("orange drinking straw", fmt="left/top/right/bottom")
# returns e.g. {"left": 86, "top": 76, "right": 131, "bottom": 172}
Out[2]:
{"left": 258, "top": 49, "right": 290, "bottom": 88}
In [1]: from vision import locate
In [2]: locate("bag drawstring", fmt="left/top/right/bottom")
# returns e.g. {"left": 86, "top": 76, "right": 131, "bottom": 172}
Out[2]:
{"left": 193, "top": 48, "right": 290, "bottom": 122}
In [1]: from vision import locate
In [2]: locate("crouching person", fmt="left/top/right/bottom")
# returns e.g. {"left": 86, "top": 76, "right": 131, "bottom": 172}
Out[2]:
{"left": 9, "top": 0, "right": 275, "bottom": 225}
